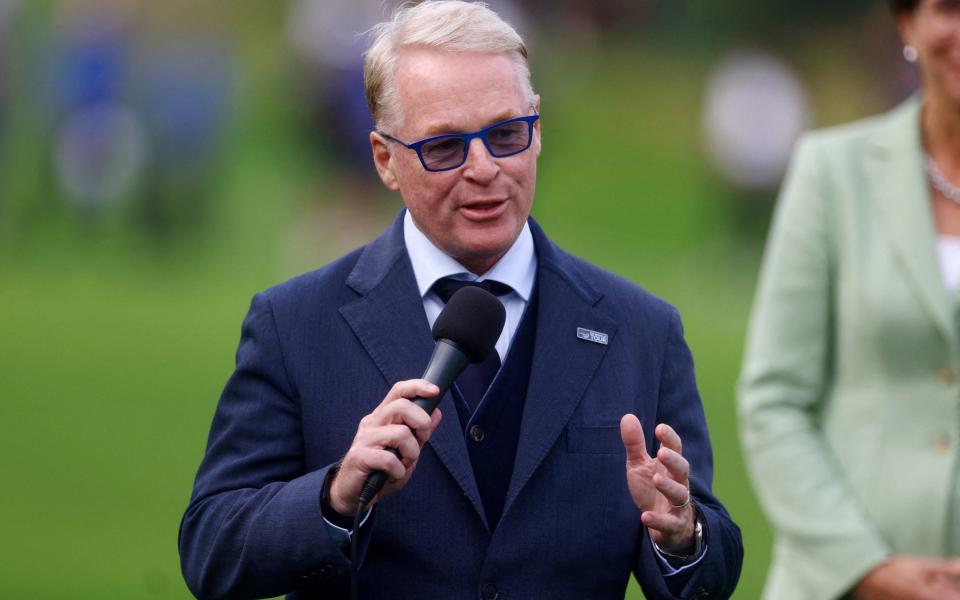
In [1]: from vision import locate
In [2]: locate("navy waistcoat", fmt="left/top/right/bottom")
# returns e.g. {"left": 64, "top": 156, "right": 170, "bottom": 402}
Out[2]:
{"left": 451, "top": 286, "right": 539, "bottom": 529}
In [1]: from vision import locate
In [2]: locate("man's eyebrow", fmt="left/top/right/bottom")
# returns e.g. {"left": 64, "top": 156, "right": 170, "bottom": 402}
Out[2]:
{"left": 421, "top": 111, "right": 521, "bottom": 137}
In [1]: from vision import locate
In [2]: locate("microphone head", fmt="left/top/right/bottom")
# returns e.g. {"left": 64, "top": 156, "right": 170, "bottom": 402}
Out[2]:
{"left": 431, "top": 286, "right": 506, "bottom": 363}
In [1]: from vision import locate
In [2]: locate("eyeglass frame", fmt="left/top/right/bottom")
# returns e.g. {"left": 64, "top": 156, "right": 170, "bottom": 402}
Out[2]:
{"left": 377, "top": 113, "right": 540, "bottom": 172}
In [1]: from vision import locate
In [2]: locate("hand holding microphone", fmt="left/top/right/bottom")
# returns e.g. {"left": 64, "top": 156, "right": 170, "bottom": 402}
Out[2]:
{"left": 329, "top": 285, "right": 506, "bottom": 517}
{"left": 328, "top": 378, "right": 444, "bottom": 516}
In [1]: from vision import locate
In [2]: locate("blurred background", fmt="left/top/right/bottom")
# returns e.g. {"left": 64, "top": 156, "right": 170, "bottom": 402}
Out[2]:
{"left": 0, "top": 0, "right": 918, "bottom": 598}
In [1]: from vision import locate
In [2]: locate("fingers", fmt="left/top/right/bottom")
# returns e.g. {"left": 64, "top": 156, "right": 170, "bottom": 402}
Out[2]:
{"left": 350, "top": 445, "right": 408, "bottom": 481}
{"left": 620, "top": 414, "right": 650, "bottom": 465}
{"left": 931, "top": 558, "right": 960, "bottom": 579}
{"left": 377, "top": 379, "right": 440, "bottom": 414}
{"left": 655, "top": 423, "right": 682, "bottom": 455}
{"left": 641, "top": 507, "right": 695, "bottom": 554}
{"left": 361, "top": 424, "right": 422, "bottom": 466}
{"left": 653, "top": 472, "right": 689, "bottom": 508}
{"left": 926, "top": 582, "right": 960, "bottom": 600}
{"left": 657, "top": 445, "right": 690, "bottom": 483}
{"left": 368, "top": 379, "right": 441, "bottom": 441}
{"left": 641, "top": 509, "right": 687, "bottom": 533}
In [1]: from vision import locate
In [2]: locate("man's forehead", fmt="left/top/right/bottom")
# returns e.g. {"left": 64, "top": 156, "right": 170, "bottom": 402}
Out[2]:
{"left": 393, "top": 48, "right": 527, "bottom": 135}
{"left": 419, "top": 110, "right": 526, "bottom": 137}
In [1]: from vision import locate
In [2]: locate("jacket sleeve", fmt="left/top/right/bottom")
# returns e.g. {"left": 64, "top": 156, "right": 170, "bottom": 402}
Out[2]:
{"left": 635, "top": 309, "right": 744, "bottom": 600}
{"left": 178, "top": 292, "right": 371, "bottom": 599}
{"left": 736, "top": 136, "right": 891, "bottom": 599}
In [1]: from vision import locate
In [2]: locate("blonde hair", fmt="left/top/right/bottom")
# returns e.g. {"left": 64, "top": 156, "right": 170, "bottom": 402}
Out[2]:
{"left": 364, "top": 1, "right": 535, "bottom": 131}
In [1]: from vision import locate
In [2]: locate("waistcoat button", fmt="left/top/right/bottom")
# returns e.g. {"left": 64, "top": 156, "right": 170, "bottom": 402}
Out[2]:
{"left": 469, "top": 425, "right": 485, "bottom": 443}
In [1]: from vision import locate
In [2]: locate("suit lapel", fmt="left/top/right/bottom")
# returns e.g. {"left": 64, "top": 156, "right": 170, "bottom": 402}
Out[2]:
{"left": 502, "top": 222, "right": 617, "bottom": 518}
{"left": 339, "top": 212, "right": 487, "bottom": 525}
{"left": 868, "top": 97, "right": 956, "bottom": 353}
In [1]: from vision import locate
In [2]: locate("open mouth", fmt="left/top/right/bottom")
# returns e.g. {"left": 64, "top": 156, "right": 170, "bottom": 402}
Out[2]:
{"left": 459, "top": 199, "right": 508, "bottom": 220}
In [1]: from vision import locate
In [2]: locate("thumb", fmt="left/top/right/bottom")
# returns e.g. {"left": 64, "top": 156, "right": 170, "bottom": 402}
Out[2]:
{"left": 620, "top": 414, "right": 650, "bottom": 465}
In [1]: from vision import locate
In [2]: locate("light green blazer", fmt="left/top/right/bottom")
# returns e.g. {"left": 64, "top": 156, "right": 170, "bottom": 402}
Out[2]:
{"left": 738, "top": 96, "right": 960, "bottom": 600}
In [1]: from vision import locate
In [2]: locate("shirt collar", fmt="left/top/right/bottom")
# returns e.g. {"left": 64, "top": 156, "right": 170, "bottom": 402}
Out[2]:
{"left": 403, "top": 210, "right": 537, "bottom": 301}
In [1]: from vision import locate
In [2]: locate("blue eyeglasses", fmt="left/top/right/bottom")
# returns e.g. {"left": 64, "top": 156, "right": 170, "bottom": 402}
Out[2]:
{"left": 378, "top": 114, "right": 539, "bottom": 172}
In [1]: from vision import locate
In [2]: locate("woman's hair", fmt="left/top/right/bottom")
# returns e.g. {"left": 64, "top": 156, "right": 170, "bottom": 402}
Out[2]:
{"left": 890, "top": 0, "right": 920, "bottom": 14}
{"left": 364, "top": 1, "right": 535, "bottom": 131}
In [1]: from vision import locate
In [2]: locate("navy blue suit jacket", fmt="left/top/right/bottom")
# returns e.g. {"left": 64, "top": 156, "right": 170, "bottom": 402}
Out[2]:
{"left": 179, "top": 212, "right": 742, "bottom": 599}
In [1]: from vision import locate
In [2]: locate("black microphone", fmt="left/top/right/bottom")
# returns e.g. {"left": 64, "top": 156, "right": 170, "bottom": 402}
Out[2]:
{"left": 356, "top": 285, "right": 506, "bottom": 506}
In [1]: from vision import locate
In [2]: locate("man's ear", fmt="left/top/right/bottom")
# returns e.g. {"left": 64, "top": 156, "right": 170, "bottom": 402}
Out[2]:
{"left": 371, "top": 131, "right": 400, "bottom": 191}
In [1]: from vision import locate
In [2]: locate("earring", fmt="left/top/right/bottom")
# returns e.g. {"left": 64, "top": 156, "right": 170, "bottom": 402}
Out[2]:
{"left": 903, "top": 45, "right": 918, "bottom": 63}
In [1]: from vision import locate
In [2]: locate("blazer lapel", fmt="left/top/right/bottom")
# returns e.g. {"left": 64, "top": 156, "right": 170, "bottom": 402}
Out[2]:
{"left": 339, "top": 212, "right": 487, "bottom": 525}
{"left": 502, "top": 221, "right": 617, "bottom": 518}
{"left": 868, "top": 97, "right": 956, "bottom": 353}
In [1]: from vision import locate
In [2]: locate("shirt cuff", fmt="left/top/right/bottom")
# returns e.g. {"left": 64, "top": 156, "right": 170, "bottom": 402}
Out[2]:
{"left": 322, "top": 506, "right": 373, "bottom": 540}
{"left": 650, "top": 537, "right": 708, "bottom": 576}
{"left": 318, "top": 465, "right": 374, "bottom": 548}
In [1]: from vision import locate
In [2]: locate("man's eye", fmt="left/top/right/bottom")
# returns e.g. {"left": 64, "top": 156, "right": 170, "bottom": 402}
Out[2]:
{"left": 430, "top": 138, "right": 462, "bottom": 152}
{"left": 489, "top": 124, "right": 524, "bottom": 140}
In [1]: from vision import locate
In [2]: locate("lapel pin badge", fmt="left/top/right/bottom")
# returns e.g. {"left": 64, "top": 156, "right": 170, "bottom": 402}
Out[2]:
{"left": 576, "top": 327, "right": 609, "bottom": 345}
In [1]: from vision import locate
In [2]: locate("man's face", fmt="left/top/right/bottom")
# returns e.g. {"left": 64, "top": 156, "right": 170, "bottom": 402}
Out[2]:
{"left": 372, "top": 48, "right": 541, "bottom": 275}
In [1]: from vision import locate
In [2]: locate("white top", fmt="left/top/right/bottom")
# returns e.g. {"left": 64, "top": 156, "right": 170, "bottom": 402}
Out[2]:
{"left": 938, "top": 234, "right": 960, "bottom": 294}
{"left": 403, "top": 210, "right": 537, "bottom": 363}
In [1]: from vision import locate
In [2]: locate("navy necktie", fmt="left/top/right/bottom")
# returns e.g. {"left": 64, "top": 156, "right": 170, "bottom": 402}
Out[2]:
{"left": 432, "top": 277, "right": 512, "bottom": 412}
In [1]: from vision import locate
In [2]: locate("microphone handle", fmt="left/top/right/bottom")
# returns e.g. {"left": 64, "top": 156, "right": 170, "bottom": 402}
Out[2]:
{"left": 357, "top": 339, "right": 471, "bottom": 505}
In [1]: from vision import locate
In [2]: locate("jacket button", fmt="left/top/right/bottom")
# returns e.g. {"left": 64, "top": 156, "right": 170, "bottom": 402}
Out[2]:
{"left": 481, "top": 583, "right": 499, "bottom": 600}
{"left": 469, "top": 425, "right": 486, "bottom": 443}
{"left": 937, "top": 367, "right": 955, "bottom": 385}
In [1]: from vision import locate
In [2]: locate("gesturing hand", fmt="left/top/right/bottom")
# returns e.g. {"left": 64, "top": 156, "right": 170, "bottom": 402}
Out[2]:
{"left": 853, "top": 556, "right": 960, "bottom": 600}
{"left": 620, "top": 414, "right": 696, "bottom": 555}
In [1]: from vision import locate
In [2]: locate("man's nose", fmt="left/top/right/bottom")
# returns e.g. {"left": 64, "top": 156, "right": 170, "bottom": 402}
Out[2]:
{"left": 462, "top": 137, "right": 499, "bottom": 183}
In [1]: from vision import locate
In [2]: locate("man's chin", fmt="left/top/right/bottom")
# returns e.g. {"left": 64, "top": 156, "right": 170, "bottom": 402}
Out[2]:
{"left": 451, "top": 244, "right": 511, "bottom": 275}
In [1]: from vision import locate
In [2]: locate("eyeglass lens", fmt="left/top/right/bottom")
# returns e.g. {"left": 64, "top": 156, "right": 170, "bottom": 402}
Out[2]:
{"left": 420, "top": 119, "right": 531, "bottom": 170}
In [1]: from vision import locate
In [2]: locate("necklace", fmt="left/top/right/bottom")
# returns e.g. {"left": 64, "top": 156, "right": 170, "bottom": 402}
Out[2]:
{"left": 926, "top": 154, "right": 960, "bottom": 204}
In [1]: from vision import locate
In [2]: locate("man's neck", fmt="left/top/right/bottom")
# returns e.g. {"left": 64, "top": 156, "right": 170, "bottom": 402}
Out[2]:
{"left": 459, "top": 254, "right": 505, "bottom": 277}
{"left": 402, "top": 210, "right": 537, "bottom": 302}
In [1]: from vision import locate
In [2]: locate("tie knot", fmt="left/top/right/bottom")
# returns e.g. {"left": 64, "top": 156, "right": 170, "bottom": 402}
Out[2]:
{"left": 432, "top": 277, "right": 513, "bottom": 304}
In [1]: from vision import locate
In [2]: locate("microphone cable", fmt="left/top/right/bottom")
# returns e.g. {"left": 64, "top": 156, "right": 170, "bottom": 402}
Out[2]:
{"left": 350, "top": 497, "right": 370, "bottom": 600}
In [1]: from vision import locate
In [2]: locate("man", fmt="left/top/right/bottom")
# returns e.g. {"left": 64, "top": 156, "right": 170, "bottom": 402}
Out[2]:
{"left": 179, "top": 2, "right": 742, "bottom": 599}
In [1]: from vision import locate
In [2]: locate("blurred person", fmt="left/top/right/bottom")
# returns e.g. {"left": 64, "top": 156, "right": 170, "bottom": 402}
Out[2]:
{"left": 137, "top": 32, "right": 233, "bottom": 237}
{"left": 50, "top": 0, "right": 146, "bottom": 217}
{"left": 738, "top": 1, "right": 960, "bottom": 599}
{"left": 285, "top": 0, "right": 388, "bottom": 179}
{"left": 284, "top": 0, "right": 403, "bottom": 261}
{"left": 180, "top": 2, "right": 743, "bottom": 598}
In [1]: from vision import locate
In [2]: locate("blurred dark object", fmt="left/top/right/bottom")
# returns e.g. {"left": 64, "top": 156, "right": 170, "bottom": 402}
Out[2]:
{"left": 285, "top": 0, "right": 386, "bottom": 179}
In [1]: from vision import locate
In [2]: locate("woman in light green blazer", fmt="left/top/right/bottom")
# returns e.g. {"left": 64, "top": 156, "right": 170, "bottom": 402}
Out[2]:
{"left": 738, "top": 1, "right": 960, "bottom": 598}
